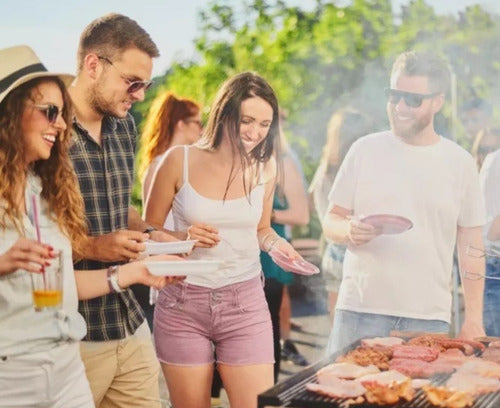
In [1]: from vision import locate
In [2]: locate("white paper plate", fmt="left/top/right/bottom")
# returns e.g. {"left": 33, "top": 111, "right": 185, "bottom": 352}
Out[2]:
{"left": 144, "top": 240, "right": 197, "bottom": 255}
{"left": 144, "top": 259, "right": 225, "bottom": 276}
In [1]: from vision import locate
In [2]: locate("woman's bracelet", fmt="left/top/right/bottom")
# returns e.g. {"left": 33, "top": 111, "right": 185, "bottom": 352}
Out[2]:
{"left": 263, "top": 234, "right": 285, "bottom": 252}
{"left": 107, "top": 265, "right": 124, "bottom": 293}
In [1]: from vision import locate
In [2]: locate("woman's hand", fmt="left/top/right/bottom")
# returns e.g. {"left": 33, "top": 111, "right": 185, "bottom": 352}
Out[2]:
{"left": 271, "top": 238, "right": 301, "bottom": 260}
{"left": 120, "top": 254, "right": 186, "bottom": 289}
{"left": 187, "top": 223, "right": 220, "bottom": 248}
{"left": 0, "top": 238, "right": 55, "bottom": 276}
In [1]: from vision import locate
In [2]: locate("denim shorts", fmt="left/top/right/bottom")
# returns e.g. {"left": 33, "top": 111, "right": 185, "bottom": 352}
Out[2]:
{"left": 153, "top": 275, "right": 274, "bottom": 366}
{"left": 326, "top": 309, "right": 450, "bottom": 356}
{"left": 484, "top": 257, "right": 500, "bottom": 336}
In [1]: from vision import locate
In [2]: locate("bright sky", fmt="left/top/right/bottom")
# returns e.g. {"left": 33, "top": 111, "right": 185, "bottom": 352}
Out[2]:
{"left": 1, "top": 0, "right": 498, "bottom": 77}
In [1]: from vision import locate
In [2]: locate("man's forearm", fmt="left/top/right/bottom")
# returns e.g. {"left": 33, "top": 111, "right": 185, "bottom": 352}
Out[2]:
{"left": 73, "top": 235, "right": 100, "bottom": 261}
{"left": 457, "top": 226, "right": 485, "bottom": 324}
{"left": 128, "top": 206, "right": 150, "bottom": 232}
{"left": 323, "top": 213, "right": 351, "bottom": 244}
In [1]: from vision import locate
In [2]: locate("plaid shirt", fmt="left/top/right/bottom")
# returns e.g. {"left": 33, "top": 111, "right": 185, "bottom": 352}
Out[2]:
{"left": 70, "top": 114, "right": 145, "bottom": 341}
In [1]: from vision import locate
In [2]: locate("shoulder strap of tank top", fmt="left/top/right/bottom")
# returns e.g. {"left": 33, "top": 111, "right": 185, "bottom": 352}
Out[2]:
{"left": 183, "top": 145, "right": 189, "bottom": 184}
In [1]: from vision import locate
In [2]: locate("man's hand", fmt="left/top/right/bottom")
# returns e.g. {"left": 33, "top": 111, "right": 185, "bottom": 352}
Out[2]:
{"left": 86, "top": 230, "right": 149, "bottom": 262}
{"left": 347, "top": 217, "right": 379, "bottom": 246}
{"left": 458, "top": 318, "right": 485, "bottom": 340}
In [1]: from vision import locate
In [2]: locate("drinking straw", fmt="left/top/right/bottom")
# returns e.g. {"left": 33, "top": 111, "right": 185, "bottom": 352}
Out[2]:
{"left": 31, "top": 193, "right": 47, "bottom": 288}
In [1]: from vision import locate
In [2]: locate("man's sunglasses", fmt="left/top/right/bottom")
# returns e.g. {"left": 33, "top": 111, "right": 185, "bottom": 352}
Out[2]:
{"left": 33, "top": 104, "right": 62, "bottom": 124}
{"left": 98, "top": 56, "right": 153, "bottom": 94}
{"left": 385, "top": 88, "right": 439, "bottom": 108}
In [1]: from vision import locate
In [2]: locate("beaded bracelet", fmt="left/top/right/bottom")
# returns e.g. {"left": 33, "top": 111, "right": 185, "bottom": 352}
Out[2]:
{"left": 264, "top": 235, "right": 285, "bottom": 253}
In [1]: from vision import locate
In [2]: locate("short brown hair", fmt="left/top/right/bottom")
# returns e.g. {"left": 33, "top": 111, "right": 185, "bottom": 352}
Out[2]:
{"left": 391, "top": 50, "right": 451, "bottom": 95}
{"left": 77, "top": 13, "right": 159, "bottom": 71}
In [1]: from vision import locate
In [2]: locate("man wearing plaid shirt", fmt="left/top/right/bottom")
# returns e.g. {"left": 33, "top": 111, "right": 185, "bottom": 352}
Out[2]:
{"left": 68, "top": 14, "right": 179, "bottom": 408}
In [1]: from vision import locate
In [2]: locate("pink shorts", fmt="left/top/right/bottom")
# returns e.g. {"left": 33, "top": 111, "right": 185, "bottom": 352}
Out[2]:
{"left": 153, "top": 275, "right": 274, "bottom": 366}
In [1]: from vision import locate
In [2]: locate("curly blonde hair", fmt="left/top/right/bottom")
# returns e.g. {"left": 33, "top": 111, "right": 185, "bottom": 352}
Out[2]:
{"left": 0, "top": 77, "right": 88, "bottom": 255}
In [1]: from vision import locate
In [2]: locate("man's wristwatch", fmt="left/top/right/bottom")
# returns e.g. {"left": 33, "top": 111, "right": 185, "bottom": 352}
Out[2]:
{"left": 143, "top": 227, "right": 157, "bottom": 234}
{"left": 107, "top": 265, "right": 124, "bottom": 293}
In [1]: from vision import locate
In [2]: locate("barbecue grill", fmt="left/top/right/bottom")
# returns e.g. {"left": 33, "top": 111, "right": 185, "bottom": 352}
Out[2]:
{"left": 257, "top": 340, "right": 500, "bottom": 408}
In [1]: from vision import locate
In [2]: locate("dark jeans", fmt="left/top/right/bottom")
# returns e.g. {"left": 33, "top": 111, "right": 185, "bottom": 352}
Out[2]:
{"left": 264, "top": 277, "right": 284, "bottom": 383}
{"left": 130, "top": 284, "right": 154, "bottom": 329}
{"left": 484, "top": 257, "right": 500, "bottom": 336}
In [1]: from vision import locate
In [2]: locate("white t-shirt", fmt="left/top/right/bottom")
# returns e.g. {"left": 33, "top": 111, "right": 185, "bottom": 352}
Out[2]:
{"left": 479, "top": 149, "right": 500, "bottom": 252}
{"left": 328, "top": 131, "right": 485, "bottom": 323}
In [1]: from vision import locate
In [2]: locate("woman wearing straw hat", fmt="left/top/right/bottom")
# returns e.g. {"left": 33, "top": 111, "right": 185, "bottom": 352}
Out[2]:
{"left": 0, "top": 45, "right": 181, "bottom": 408}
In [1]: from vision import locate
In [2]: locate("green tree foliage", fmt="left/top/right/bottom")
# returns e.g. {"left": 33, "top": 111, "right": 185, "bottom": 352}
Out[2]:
{"left": 133, "top": 0, "right": 500, "bottom": 237}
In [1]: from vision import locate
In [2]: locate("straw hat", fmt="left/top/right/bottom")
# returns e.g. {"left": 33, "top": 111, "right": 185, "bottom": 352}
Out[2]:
{"left": 0, "top": 45, "right": 74, "bottom": 105}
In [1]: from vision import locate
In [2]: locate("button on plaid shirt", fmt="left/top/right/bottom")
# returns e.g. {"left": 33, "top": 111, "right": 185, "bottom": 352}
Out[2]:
{"left": 70, "top": 114, "right": 145, "bottom": 341}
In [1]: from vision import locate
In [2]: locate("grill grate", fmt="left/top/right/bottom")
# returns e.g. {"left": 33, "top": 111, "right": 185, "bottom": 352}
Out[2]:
{"left": 257, "top": 341, "right": 500, "bottom": 408}
{"left": 288, "top": 374, "right": 449, "bottom": 408}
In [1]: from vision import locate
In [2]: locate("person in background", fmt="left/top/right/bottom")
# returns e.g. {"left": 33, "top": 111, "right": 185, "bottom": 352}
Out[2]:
{"left": 471, "top": 127, "right": 500, "bottom": 170}
{"left": 135, "top": 91, "right": 202, "bottom": 327}
{"left": 145, "top": 72, "right": 303, "bottom": 408}
{"left": 260, "top": 124, "right": 310, "bottom": 381}
{"left": 308, "top": 108, "right": 372, "bottom": 322}
{"left": 67, "top": 14, "right": 177, "bottom": 408}
{"left": 324, "top": 50, "right": 486, "bottom": 354}
{"left": 478, "top": 129, "right": 500, "bottom": 336}
{"left": 0, "top": 45, "right": 177, "bottom": 408}
{"left": 139, "top": 91, "right": 203, "bottom": 205}
{"left": 460, "top": 97, "right": 493, "bottom": 146}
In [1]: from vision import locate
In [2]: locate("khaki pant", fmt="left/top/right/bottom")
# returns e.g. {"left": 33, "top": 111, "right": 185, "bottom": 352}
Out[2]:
{"left": 80, "top": 322, "right": 160, "bottom": 408}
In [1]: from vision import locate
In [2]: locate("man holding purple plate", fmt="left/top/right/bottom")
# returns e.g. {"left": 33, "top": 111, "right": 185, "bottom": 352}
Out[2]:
{"left": 323, "top": 50, "right": 486, "bottom": 354}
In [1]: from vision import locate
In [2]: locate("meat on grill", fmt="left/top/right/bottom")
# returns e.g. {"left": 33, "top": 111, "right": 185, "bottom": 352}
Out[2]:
{"left": 359, "top": 369, "right": 409, "bottom": 387}
{"left": 422, "top": 385, "right": 474, "bottom": 408}
{"left": 361, "top": 336, "right": 404, "bottom": 348}
{"left": 482, "top": 346, "right": 500, "bottom": 364}
{"left": 390, "top": 357, "right": 455, "bottom": 378}
{"left": 458, "top": 359, "right": 500, "bottom": 378}
{"left": 489, "top": 340, "right": 500, "bottom": 348}
{"left": 389, "top": 349, "right": 480, "bottom": 378}
{"left": 316, "top": 362, "right": 380, "bottom": 380}
{"left": 336, "top": 346, "right": 392, "bottom": 370}
{"left": 392, "top": 344, "right": 440, "bottom": 362}
{"left": 406, "top": 335, "right": 484, "bottom": 355}
{"left": 363, "top": 377, "right": 415, "bottom": 405}
{"left": 446, "top": 372, "right": 500, "bottom": 395}
{"left": 306, "top": 378, "right": 367, "bottom": 398}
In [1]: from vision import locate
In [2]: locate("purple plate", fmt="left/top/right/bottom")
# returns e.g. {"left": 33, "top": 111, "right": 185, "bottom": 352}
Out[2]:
{"left": 269, "top": 249, "right": 320, "bottom": 276}
{"left": 360, "top": 214, "right": 413, "bottom": 235}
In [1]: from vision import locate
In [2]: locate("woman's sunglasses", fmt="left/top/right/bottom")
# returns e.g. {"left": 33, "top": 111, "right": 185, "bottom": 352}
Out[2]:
{"left": 385, "top": 88, "right": 439, "bottom": 108}
{"left": 33, "top": 104, "right": 61, "bottom": 124}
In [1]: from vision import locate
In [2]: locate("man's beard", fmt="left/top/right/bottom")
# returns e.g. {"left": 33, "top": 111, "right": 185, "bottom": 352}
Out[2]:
{"left": 87, "top": 82, "right": 120, "bottom": 118}
{"left": 388, "top": 107, "right": 433, "bottom": 140}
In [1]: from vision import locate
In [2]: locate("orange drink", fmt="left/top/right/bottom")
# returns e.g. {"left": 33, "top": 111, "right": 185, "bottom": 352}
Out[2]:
{"left": 32, "top": 289, "right": 62, "bottom": 309}
{"left": 31, "top": 250, "right": 63, "bottom": 311}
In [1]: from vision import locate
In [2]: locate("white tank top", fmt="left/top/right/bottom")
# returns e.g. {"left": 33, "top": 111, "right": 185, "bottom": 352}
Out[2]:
{"left": 172, "top": 146, "right": 265, "bottom": 288}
